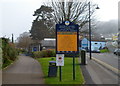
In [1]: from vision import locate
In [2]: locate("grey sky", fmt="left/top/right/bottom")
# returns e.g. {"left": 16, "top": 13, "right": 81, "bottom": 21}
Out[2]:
{"left": 0, "top": 0, "right": 119, "bottom": 40}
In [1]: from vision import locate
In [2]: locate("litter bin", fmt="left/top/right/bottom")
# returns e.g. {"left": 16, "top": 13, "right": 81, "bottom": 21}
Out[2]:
{"left": 81, "top": 50, "right": 87, "bottom": 65}
{"left": 48, "top": 61, "right": 58, "bottom": 77}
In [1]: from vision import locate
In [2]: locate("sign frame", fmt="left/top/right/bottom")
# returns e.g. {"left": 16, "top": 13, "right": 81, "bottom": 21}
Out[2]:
{"left": 56, "top": 21, "right": 79, "bottom": 54}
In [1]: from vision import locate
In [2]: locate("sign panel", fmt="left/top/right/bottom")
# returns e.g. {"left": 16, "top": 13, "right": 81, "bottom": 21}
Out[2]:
{"left": 81, "top": 38, "right": 88, "bottom": 48}
{"left": 112, "top": 36, "right": 118, "bottom": 41}
{"left": 56, "top": 21, "right": 79, "bottom": 54}
{"left": 56, "top": 54, "right": 64, "bottom": 66}
{"left": 33, "top": 47, "right": 37, "bottom": 51}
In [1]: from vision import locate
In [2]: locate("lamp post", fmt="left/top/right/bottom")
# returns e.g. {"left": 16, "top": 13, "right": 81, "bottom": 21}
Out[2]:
{"left": 88, "top": 2, "right": 99, "bottom": 60}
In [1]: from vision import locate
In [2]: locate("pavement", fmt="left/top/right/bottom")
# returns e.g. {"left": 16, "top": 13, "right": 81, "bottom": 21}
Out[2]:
{"left": 2, "top": 55, "right": 44, "bottom": 85}
{"left": 80, "top": 54, "right": 119, "bottom": 85}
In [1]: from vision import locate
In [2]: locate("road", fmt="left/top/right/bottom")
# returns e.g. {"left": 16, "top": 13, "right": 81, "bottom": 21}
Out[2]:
{"left": 2, "top": 55, "right": 44, "bottom": 84}
{"left": 90, "top": 53, "right": 119, "bottom": 69}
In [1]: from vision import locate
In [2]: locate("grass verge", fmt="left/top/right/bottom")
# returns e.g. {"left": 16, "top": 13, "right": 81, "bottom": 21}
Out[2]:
{"left": 100, "top": 49, "right": 109, "bottom": 53}
{"left": 36, "top": 57, "right": 85, "bottom": 84}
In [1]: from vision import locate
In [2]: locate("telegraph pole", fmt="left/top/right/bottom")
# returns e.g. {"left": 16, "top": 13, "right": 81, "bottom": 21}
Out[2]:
{"left": 12, "top": 34, "right": 14, "bottom": 43}
{"left": 88, "top": 2, "right": 99, "bottom": 60}
{"left": 88, "top": 2, "right": 92, "bottom": 60}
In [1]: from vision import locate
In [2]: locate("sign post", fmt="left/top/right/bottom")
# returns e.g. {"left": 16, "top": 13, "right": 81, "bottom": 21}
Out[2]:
{"left": 56, "top": 21, "right": 79, "bottom": 81}
{"left": 73, "top": 53, "right": 75, "bottom": 80}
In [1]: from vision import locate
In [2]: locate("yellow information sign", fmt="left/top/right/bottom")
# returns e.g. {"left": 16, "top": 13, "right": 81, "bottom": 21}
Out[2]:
{"left": 57, "top": 32, "right": 77, "bottom": 52}
{"left": 56, "top": 21, "right": 79, "bottom": 53}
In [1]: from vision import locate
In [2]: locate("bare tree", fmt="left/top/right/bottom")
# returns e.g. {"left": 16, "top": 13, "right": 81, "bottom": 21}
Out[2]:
{"left": 16, "top": 32, "right": 33, "bottom": 50}
{"left": 31, "top": 0, "right": 98, "bottom": 40}
{"left": 45, "top": 0, "right": 97, "bottom": 29}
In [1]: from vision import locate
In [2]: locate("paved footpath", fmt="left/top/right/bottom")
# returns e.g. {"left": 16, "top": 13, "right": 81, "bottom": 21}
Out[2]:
{"left": 80, "top": 56, "right": 119, "bottom": 85}
{"left": 2, "top": 55, "right": 44, "bottom": 84}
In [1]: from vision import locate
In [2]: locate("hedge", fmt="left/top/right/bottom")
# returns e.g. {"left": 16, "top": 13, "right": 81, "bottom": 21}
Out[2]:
{"left": 100, "top": 49, "right": 109, "bottom": 53}
{"left": 32, "top": 49, "right": 56, "bottom": 58}
{"left": 2, "top": 38, "right": 18, "bottom": 69}
{"left": 32, "top": 49, "right": 79, "bottom": 58}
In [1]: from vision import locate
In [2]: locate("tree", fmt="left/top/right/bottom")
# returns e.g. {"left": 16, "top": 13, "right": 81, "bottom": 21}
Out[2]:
{"left": 16, "top": 32, "right": 33, "bottom": 50}
{"left": 30, "top": 5, "right": 55, "bottom": 41}
{"left": 45, "top": 0, "right": 97, "bottom": 29}
{"left": 30, "top": 0, "right": 98, "bottom": 41}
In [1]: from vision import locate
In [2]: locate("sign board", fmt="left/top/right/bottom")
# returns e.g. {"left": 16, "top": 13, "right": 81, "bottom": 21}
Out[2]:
{"left": 56, "top": 54, "right": 64, "bottom": 66}
{"left": 112, "top": 36, "right": 118, "bottom": 41}
{"left": 56, "top": 21, "right": 79, "bottom": 54}
{"left": 81, "top": 38, "right": 88, "bottom": 47}
{"left": 33, "top": 47, "right": 37, "bottom": 51}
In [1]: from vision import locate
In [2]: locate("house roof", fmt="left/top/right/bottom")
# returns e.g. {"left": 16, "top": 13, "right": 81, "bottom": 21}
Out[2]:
{"left": 91, "top": 39, "right": 106, "bottom": 42}
{"left": 41, "top": 40, "right": 56, "bottom": 47}
{"left": 80, "top": 37, "right": 106, "bottom": 42}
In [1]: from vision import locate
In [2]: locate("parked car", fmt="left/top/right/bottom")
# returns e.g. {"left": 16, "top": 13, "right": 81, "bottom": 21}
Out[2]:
{"left": 91, "top": 46, "right": 100, "bottom": 53}
{"left": 87, "top": 49, "right": 100, "bottom": 53}
{"left": 114, "top": 49, "right": 120, "bottom": 56}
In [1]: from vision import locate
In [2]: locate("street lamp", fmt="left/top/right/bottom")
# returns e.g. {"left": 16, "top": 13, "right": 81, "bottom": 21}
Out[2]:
{"left": 88, "top": 2, "right": 100, "bottom": 60}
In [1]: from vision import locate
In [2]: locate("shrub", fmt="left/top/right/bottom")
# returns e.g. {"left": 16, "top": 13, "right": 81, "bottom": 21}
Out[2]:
{"left": 33, "top": 51, "right": 43, "bottom": 58}
{"left": 41, "top": 50, "right": 48, "bottom": 57}
{"left": 45, "top": 49, "right": 56, "bottom": 57}
{"left": 33, "top": 49, "right": 56, "bottom": 58}
{"left": 33, "top": 49, "right": 80, "bottom": 58}
{"left": 100, "top": 49, "right": 109, "bottom": 53}
{"left": 2, "top": 38, "right": 18, "bottom": 68}
{"left": 2, "top": 58, "right": 13, "bottom": 68}
{"left": 51, "top": 49, "right": 56, "bottom": 57}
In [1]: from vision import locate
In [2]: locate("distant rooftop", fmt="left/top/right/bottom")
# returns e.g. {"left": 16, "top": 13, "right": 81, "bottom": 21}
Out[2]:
{"left": 41, "top": 40, "right": 55, "bottom": 47}
{"left": 44, "top": 38, "right": 56, "bottom": 41}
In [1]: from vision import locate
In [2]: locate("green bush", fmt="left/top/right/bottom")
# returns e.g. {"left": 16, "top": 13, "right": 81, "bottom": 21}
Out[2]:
{"left": 45, "top": 49, "right": 56, "bottom": 57}
{"left": 100, "top": 49, "right": 109, "bottom": 53}
{"left": 33, "top": 49, "right": 80, "bottom": 58}
{"left": 2, "top": 59, "right": 13, "bottom": 68}
{"left": 8, "top": 47, "right": 18, "bottom": 61}
{"left": 51, "top": 49, "right": 56, "bottom": 57}
{"left": 20, "top": 49, "right": 27, "bottom": 54}
{"left": 33, "top": 49, "right": 56, "bottom": 58}
{"left": 2, "top": 38, "right": 18, "bottom": 68}
{"left": 33, "top": 51, "right": 42, "bottom": 58}
{"left": 41, "top": 50, "right": 48, "bottom": 57}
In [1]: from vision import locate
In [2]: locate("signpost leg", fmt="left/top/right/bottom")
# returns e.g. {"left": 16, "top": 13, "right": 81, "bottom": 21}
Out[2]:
{"left": 73, "top": 54, "right": 75, "bottom": 80}
{"left": 59, "top": 66, "right": 62, "bottom": 81}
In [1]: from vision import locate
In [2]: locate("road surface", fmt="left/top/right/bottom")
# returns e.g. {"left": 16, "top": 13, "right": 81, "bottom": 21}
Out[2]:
{"left": 2, "top": 55, "right": 44, "bottom": 84}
